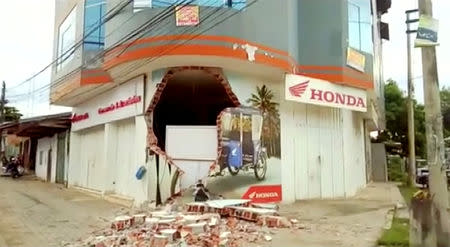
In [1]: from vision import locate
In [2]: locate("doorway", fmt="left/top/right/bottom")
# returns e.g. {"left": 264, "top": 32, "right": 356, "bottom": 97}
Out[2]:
{"left": 152, "top": 68, "right": 239, "bottom": 151}
{"left": 46, "top": 149, "right": 52, "bottom": 182}
{"left": 55, "top": 132, "right": 66, "bottom": 184}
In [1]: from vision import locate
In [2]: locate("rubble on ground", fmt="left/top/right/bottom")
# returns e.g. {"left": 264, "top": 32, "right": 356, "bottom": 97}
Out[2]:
{"left": 67, "top": 199, "right": 301, "bottom": 247}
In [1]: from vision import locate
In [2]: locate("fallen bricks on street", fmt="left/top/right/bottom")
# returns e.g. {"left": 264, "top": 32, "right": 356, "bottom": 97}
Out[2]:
{"left": 67, "top": 199, "right": 301, "bottom": 247}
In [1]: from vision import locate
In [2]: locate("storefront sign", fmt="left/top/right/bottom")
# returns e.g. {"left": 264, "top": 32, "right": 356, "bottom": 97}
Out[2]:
{"left": 98, "top": 95, "right": 142, "bottom": 115}
{"left": 415, "top": 15, "right": 439, "bottom": 47}
{"left": 285, "top": 74, "right": 367, "bottom": 112}
{"left": 242, "top": 185, "right": 282, "bottom": 203}
{"left": 175, "top": 5, "right": 199, "bottom": 26}
{"left": 71, "top": 113, "right": 89, "bottom": 123}
{"left": 71, "top": 76, "right": 145, "bottom": 131}
{"left": 346, "top": 47, "right": 366, "bottom": 72}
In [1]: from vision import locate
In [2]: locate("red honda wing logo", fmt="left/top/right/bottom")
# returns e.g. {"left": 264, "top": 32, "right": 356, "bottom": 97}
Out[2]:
{"left": 289, "top": 81, "right": 309, "bottom": 98}
{"left": 242, "top": 185, "right": 282, "bottom": 203}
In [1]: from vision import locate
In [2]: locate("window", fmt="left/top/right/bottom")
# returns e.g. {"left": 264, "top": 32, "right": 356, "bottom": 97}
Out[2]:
{"left": 39, "top": 151, "right": 43, "bottom": 165}
{"left": 84, "top": 0, "right": 106, "bottom": 51}
{"left": 133, "top": 0, "right": 246, "bottom": 12}
{"left": 348, "top": 0, "right": 373, "bottom": 54}
{"left": 57, "top": 6, "right": 77, "bottom": 71}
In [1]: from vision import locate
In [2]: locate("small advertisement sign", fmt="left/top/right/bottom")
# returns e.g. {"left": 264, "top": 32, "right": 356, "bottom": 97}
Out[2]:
{"left": 285, "top": 74, "right": 367, "bottom": 112}
{"left": 346, "top": 47, "right": 366, "bottom": 72}
{"left": 175, "top": 5, "right": 200, "bottom": 26}
{"left": 415, "top": 14, "right": 439, "bottom": 47}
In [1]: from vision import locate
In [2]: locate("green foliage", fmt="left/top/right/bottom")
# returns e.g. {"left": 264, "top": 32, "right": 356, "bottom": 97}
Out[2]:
{"left": 4, "top": 105, "right": 22, "bottom": 122}
{"left": 383, "top": 79, "right": 426, "bottom": 157}
{"left": 398, "top": 185, "right": 419, "bottom": 207}
{"left": 387, "top": 156, "right": 407, "bottom": 184}
{"left": 441, "top": 87, "right": 450, "bottom": 138}
{"left": 377, "top": 217, "right": 410, "bottom": 247}
{"left": 247, "top": 85, "right": 280, "bottom": 158}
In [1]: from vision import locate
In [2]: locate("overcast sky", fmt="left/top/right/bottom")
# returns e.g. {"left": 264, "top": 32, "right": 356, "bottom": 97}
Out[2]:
{"left": 382, "top": 0, "right": 450, "bottom": 102}
{"left": 0, "top": 0, "right": 449, "bottom": 117}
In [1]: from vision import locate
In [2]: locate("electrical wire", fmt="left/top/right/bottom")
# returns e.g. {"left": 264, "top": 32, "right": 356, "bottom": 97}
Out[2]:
{"left": 9, "top": 0, "right": 255, "bottom": 104}
{"left": 7, "top": 0, "right": 194, "bottom": 101}
{"left": 7, "top": 0, "right": 133, "bottom": 91}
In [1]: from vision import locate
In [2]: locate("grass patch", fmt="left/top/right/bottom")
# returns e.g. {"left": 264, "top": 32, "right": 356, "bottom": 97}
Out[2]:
{"left": 377, "top": 217, "right": 410, "bottom": 247}
{"left": 398, "top": 186, "right": 419, "bottom": 207}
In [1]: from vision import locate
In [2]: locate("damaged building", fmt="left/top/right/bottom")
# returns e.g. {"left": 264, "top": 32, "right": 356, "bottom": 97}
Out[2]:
{"left": 49, "top": 0, "right": 390, "bottom": 206}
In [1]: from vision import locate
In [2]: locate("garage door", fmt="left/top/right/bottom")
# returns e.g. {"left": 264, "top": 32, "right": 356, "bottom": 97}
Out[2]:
{"left": 79, "top": 126, "right": 105, "bottom": 191}
{"left": 114, "top": 118, "right": 136, "bottom": 196}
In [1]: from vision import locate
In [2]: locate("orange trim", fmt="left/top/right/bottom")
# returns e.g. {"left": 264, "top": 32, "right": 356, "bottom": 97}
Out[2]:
{"left": 80, "top": 75, "right": 112, "bottom": 85}
{"left": 108, "top": 34, "right": 290, "bottom": 58}
{"left": 104, "top": 44, "right": 294, "bottom": 72}
{"left": 299, "top": 73, "right": 373, "bottom": 89}
{"left": 298, "top": 65, "right": 373, "bottom": 82}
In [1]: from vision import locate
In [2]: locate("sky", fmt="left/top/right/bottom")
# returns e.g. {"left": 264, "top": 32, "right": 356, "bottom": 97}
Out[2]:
{"left": 382, "top": 0, "right": 450, "bottom": 103}
{"left": 0, "top": 0, "right": 449, "bottom": 118}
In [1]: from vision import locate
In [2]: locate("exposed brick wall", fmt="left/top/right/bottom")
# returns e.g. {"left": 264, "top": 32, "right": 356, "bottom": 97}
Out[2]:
{"left": 145, "top": 66, "right": 240, "bottom": 187}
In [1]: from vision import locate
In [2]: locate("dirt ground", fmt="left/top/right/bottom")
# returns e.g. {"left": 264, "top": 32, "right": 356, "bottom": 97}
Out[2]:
{"left": 0, "top": 176, "right": 402, "bottom": 247}
{"left": 0, "top": 176, "right": 121, "bottom": 247}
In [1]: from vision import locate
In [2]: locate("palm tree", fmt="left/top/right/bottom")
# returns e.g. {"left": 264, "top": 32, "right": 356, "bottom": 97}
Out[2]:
{"left": 247, "top": 85, "right": 281, "bottom": 158}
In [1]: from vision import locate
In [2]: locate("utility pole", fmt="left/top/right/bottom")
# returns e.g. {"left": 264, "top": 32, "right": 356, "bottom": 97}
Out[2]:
{"left": 0, "top": 81, "right": 6, "bottom": 157}
{"left": 406, "top": 10, "right": 419, "bottom": 187}
{"left": 418, "top": 0, "right": 450, "bottom": 246}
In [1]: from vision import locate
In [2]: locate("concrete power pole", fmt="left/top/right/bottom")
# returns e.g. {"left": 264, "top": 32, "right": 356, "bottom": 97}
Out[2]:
{"left": 406, "top": 10, "right": 419, "bottom": 186}
{"left": 418, "top": 0, "right": 450, "bottom": 246}
{"left": 0, "top": 81, "right": 5, "bottom": 156}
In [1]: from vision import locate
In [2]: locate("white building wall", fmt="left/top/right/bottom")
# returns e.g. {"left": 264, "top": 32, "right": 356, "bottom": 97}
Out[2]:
{"left": 35, "top": 135, "right": 58, "bottom": 182}
{"left": 281, "top": 98, "right": 367, "bottom": 202}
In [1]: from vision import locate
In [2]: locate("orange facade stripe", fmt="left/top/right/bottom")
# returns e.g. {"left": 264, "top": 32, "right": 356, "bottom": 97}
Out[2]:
{"left": 80, "top": 75, "right": 112, "bottom": 85}
{"left": 108, "top": 34, "right": 290, "bottom": 58}
{"left": 299, "top": 73, "right": 374, "bottom": 89}
{"left": 104, "top": 44, "right": 294, "bottom": 72}
{"left": 104, "top": 43, "right": 372, "bottom": 89}
{"left": 298, "top": 65, "right": 373, "bottom": 82}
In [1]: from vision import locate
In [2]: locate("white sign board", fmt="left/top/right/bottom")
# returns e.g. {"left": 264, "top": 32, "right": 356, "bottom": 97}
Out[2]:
{"left": 285, "top": 74, "right": 367, "bottom": 112}
{"left": 71, "top": 76, "right": 145, "bottom": 131}
{"left": 165, "top": 125, "right": 218, "bottom": 161}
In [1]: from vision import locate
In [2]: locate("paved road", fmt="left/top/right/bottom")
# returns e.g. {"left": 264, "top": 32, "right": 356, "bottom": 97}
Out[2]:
{"left": 0, "top": 176, "right": 120, "bottom": 247}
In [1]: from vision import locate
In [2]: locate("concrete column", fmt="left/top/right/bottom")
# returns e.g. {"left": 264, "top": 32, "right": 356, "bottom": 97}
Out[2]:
{"left": 103, "top": 123, "right": 118, "bottom": 194}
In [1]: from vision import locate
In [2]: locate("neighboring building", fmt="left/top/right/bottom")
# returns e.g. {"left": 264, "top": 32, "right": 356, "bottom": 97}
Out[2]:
{"left": 51, "top": 0, "right": 390, "bottom": 205}
{"left": 0, "top": 113, "right": 71, "bottom": 183}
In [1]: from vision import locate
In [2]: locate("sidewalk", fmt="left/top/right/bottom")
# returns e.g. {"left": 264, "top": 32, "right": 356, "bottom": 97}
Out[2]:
{"left": 269, "top": 182, "right": 404, "bottom": 247}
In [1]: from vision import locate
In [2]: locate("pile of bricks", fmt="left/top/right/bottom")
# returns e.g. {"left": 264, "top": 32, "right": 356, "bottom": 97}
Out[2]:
{"left": 69, "top": 200, "right": 299, "bottom": 247}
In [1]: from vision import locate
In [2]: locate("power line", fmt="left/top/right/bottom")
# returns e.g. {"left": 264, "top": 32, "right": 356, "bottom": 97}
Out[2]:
{"left": 9, "top": 0, "right": 254, "bottom": 103}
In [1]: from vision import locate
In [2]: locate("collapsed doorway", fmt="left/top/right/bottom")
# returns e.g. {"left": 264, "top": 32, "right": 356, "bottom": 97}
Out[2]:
{"left": 146, "top": 67, "right": 240, "bottom": 203}
{"left": 152, "top": 68, "right": 239, "bottom": 151}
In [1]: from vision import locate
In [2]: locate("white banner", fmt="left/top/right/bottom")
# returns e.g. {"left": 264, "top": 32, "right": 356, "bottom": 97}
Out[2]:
{"left": 71, "top": 75, "right": 145, "bottom": 131}
{"left": 285, "top": 74, "right": 367, "bottom": 112}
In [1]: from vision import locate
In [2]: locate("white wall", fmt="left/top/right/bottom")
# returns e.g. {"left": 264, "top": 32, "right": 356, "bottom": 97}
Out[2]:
{"left": 280, "top": 98, "right": 367, "bottom": 202}
{"left": 35, "top": 135, "right": 58, "bottom": 182}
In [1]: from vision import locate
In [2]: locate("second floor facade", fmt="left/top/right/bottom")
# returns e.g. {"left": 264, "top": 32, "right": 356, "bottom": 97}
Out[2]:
{"left": 51, "top": 0, "right": 390, "bottom": 126}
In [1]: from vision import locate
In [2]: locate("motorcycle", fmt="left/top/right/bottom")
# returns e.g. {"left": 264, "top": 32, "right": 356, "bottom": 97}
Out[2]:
{"left": 1, "top": 157, "right": 24, "bottom": 179}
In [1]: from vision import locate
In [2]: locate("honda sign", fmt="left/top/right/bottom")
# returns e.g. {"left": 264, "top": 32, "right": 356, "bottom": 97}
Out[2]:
{"left": 285, "top": 74, "right": 367, "bottom": 112}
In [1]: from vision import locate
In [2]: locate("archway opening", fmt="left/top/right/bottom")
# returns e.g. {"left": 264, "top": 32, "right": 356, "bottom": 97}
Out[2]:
{"left": 152, "top": 68, "right": 239, "bottom": 151}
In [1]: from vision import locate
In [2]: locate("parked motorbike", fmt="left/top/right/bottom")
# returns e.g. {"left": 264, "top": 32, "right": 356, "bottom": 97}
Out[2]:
{"left": 1, "top": 157, "right": 24, "bottom": 179}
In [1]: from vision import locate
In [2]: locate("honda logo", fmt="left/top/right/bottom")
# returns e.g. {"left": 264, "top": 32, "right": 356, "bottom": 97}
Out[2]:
{"left": 289, "top": 81, "right": 309, "bottom": 98}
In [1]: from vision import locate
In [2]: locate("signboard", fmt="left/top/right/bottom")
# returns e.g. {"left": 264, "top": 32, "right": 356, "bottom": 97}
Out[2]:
{"left": 285, "top": 74, "right": 367, "bottom": 112}
{"left": 175, "top": 6, "right": 199, "bottom": 26}
{"left": 415, "top": 15, "right": 439, "bottom": 47}
{"left": 346, "top": 47, "right": 366, "bottom": 72}
{"left": 242, "top": 185, "right": 282, "bottom": 203}
{"left": 71, "top": 75, "right": 145, "bottom": 131}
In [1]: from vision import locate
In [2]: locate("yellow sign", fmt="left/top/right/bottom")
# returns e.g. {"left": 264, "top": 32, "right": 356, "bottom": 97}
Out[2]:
{"left": 346, "top": 47, "right": 366, "bottom": 72}
{"left": 175, "top": 6, "right": 199, "bottom": 26}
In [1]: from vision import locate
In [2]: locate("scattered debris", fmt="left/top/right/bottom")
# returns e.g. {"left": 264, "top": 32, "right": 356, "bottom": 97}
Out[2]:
{"left": 67, "top": 199, "right": 299, "bottom": 247}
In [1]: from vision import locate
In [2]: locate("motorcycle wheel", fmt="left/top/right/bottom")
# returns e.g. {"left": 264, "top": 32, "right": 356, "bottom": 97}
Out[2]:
{"left": 254, "top": 153, "right": 267, "bottom": 181}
